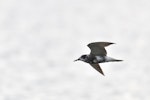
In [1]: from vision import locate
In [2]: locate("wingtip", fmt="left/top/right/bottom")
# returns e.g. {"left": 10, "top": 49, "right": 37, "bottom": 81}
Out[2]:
{"left": 101, "top": 72, "right": 105, "bottom": 76}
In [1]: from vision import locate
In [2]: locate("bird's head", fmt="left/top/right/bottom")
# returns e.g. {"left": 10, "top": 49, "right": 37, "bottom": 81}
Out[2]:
{"left": 74, "top": 55, "right": 88, "bottom": 62}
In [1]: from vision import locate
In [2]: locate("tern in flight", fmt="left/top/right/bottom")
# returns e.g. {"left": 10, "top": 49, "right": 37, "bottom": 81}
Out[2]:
{"left": 74, "top": 42, "right": 122, "bottom": 75}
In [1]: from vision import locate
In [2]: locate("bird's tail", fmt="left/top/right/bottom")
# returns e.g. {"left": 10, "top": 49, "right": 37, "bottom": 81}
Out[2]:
{"left": 105, "top": 56, "right": 123, "bottom": 62}
{"left": 111, "top": 59, "right": 123, "bottom": 62}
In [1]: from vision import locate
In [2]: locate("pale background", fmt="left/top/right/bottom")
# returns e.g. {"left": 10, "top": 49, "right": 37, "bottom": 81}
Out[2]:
{"left": 0, "top": 0, "right": 150, "bottom": 100}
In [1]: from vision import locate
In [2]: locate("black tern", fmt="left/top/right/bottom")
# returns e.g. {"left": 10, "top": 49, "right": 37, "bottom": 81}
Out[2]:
{"left": 74, "top": 42, "right": 123, "bottom": 75}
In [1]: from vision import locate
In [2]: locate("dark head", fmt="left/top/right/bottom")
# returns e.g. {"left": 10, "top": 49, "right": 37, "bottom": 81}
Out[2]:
{"left": 74, "top": 55, "right": 88, "bottom": 62}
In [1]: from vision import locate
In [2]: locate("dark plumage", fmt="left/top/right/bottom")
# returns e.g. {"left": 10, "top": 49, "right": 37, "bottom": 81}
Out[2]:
{"left": 74, "top": 42, "right": 122, "bottom": 76}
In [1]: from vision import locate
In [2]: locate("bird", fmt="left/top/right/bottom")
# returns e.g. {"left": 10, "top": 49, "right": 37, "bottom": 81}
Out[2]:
{"left": 74, "top": 42, "right": 123, "bottom": 76}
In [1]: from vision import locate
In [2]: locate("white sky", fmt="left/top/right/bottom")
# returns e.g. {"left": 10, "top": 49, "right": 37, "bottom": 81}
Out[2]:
{"left": 0, "top": 0, "right": 150, "bottom": 100}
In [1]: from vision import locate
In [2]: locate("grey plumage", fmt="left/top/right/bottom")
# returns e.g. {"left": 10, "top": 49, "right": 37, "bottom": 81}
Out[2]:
{"left": 75, "top": 42, "right": 122, "bottom": 76}
{"left": 90, "top": 63, "right": 104, "bottom": 75}
{"left": 87, "top": 42, "right": 114, "bottom": 56}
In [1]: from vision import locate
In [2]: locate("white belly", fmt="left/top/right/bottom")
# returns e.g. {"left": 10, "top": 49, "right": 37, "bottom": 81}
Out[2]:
{"left": 95, "top": 56, "right": 104, "bottom": 62}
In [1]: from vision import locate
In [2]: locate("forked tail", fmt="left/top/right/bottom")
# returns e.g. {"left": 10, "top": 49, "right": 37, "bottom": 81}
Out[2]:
{"left": 105, "top": 56, "right": 123, "bottom": 62}
{"left": 112, "top": 59, "right": 123, "bottom": 62}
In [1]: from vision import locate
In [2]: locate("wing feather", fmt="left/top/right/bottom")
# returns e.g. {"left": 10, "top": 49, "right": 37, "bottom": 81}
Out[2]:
{"left": 87, "top": 42, "right": 114, "bottom": 56}
{"left": 90, "top": 64, "right": 104, "bottom": 75}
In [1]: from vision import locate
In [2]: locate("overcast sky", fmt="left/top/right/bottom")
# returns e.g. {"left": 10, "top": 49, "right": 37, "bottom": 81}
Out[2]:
{"left": 0, "top": 0, "right": 150, "bottom": 100}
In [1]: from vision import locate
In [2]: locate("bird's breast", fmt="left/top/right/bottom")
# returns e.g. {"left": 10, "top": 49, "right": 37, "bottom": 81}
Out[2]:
{"left": 86, "top": 55, "right": 105, "bottom": 64}
{"left": 95, "top": 56, "right": 105, "bottom": 63}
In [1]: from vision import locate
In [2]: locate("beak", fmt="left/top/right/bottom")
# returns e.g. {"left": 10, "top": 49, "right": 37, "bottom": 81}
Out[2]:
{"left": 74, "top": 59, "right": 79, "bottom": 62}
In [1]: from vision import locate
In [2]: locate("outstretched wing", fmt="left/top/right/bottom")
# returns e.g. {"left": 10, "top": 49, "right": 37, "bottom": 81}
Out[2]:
{"left": 90, "top": 64, "right": 104, "bottom": 75}
{"left": 87, "top": 42, "right": 114, "bottom": 56}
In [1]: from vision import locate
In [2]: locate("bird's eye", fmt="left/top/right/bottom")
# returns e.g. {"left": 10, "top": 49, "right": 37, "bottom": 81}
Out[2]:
{"left": 81, "top": 55, "right": 86, "bottom": 58}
